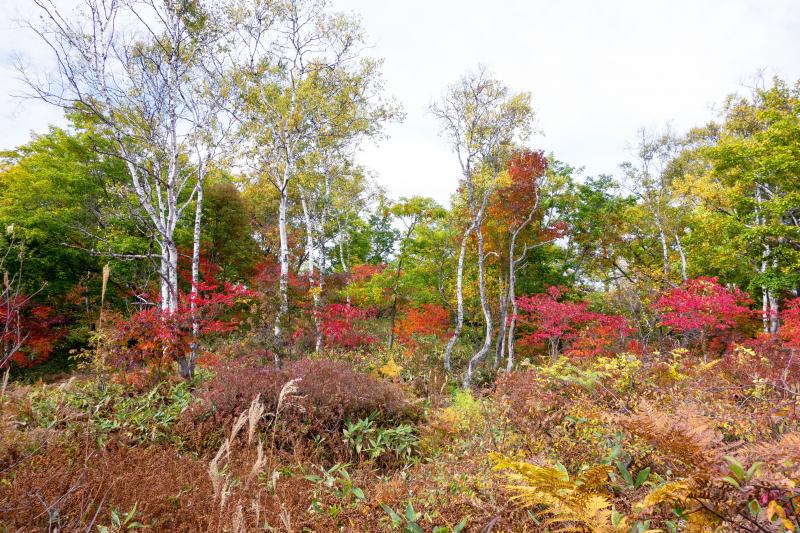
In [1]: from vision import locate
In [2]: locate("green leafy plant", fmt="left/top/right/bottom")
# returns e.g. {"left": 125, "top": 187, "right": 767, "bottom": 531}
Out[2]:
{"left": 343, "top": 416, "right": 418, "bottom": 463}
{"left": 720, "top": 455, "right": 762, "bottom": 489}
{"left": 381, "top": 502, "right": 467, "bottom": 533}
{"left": 96, "top": 504, "right": 145, "bottom": 532}
{"left": 304, "top": 463, "right": 366, "bottom": 517}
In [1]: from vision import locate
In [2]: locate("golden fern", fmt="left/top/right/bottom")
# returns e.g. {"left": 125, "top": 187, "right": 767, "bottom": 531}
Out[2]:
{"left": 491, "top": 454, "right": 626, "bottom": 533}
{"left": 617, "top": 403, "right": 723, "bottom": 477}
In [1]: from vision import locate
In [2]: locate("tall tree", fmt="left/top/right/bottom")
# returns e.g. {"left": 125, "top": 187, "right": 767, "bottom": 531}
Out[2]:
{"left": 23, "top": 0, "right": 230, "bottom": 377}
{"left": 386, "top": 196, "right": 444, "bottom": 349}
{"left": 234, "top": 0, "right": 398, "bottom": 360}
{"left": 620, "top": 127, "right": 690, "bottom": 285}
{"left": 487, "top": 150, "right": 551, "bottom": 370}
{"left": 684, "top": 78, "right": 800, "bottom": 333}
{"left": 431, "top": 67, "right": 533, "bottom": 386}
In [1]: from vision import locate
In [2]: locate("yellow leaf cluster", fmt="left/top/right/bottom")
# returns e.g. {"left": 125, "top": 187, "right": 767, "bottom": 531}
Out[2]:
{"left": 491, "top": 454, "right": 627, "bottom": 532}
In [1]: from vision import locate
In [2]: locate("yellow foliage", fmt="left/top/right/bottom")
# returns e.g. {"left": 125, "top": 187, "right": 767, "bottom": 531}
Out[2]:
{"left": 635, "top": 480, "right": 690, "bottom": 510}
{"left": 491, "top": 454, "right": 628, "bottom": 532}
{"left": 379, "top": 356, "right": 402, "bottom": 380}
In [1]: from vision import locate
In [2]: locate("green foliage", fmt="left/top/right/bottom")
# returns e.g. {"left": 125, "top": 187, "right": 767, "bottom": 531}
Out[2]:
{"left": 20, "top": 378, "right": 195, "bottom": 444}
{"left": 533, "top": 357, "right": 609, "bottom": 392}
{"left": 304, "top": 463, "right": 366, "bottom": 518}
{"left": 96, "top": 504, "right": 145, "bottom": 532}
{"left": 343, "top": 416, "right": 418, "bottom": 463}
{"left": 381, "top": 502, "right": 468, "bottom": 533}
{"left": 202, "top": 179, "right": 258, "bottom": 281}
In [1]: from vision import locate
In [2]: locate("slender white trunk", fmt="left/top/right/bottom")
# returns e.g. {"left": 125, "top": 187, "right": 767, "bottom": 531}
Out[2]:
{"left": 674, "top": 233, "right": 687, "bottom": 282}
{"left": 443, "top": 222, "right": 474, "bottom": 372}
{"left": 300, "top": 189, "right": 323, "bottom": 352}
{"left": 338, "top": 222, "right": 351, "bottom": 305}
{"left": 494, "top": 273, "right": 508, "bottom": 369}
{"left": 273, "top": 180, "right": 290, "bottom": 363}
{"left": 507, "top": 296, "right": 519, "bottom": 372}
{"left": 754, "top": 183, "right": 778, "bottom": 334}
{"left": 505, "top": 252, "right": 519, "bottom": 371}
{"left": 182, "top": 172, "right": 204, "bottom": 379}
{"left": 769, "top": 288, "right": 780, "bottom": 334}
{"left": 656, "top": 216, "right": 670, "bottom": 279}
{"left": 463, "top": 225, "right": 493, "bottom": 388}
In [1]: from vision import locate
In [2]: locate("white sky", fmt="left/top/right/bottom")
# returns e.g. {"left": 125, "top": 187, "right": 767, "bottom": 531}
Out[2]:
{"left": 2, "top": 0, "right": 800, "bottom": 206}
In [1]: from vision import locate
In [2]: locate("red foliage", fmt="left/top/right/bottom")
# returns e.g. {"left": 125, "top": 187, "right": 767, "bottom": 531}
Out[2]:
{"left": 349, "top": 263, "right": 386, "bottom": 283}
{"left": 395, "top": 304, "right": 451, "bottom": 348}
{"left": 178, "top": 248, "right": 223, "bottom": 286}
{"left": 567, "top": 313, "right": 631, "bottom": 358}
{"left": 107, "top": 281, "right": 252, "bottom": 371}
{"left": 1, "top": 293, "right": 64, "bottom": 368}
{"left": 249, "top": 258, "right": 306, "bottom": 292}
{"left": 320, "top": 303, "right": 376, "bottom": 350}
{"left": 780, "top": 297, "right": 800, "bottom": 351}
{"left": 653, "top": 277, "right": 752, "bottom": 349}
{"left": 495, "top": 150, "right": 548, "bottom": 222}
{"left": 516, "top": 286, "right": 630, "bottom": 359}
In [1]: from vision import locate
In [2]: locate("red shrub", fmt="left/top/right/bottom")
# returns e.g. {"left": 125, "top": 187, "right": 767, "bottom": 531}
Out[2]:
{"left": 653, "top": 277, "right": 752, "bottom": 351}
{"left": 320, "top": 303, "right": 376, "bottom": 350}
{"left": 781, "top": 297, "right": 800, "bottom": 351}
{"left": 349, "top": 263, "right": 385, "bottom": 283}
{"left": 395, "top": 304, "right": 451, "bottom": 348}
{"left": 2, "top": 295, "right": 65, "bottom": 368}
{"left": 107, "top": 281, "right": 252, "bottom": 371}
{"left": 516, "top": 286, "right": 630, "bottom": 359}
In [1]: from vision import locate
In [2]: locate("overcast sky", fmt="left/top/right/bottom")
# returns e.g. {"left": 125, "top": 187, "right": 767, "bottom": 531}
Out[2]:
{"left": 2, "top": 0, "right": 799, "bottom": 206}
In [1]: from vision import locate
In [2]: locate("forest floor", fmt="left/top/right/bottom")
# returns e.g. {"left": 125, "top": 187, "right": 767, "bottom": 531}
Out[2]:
{"left": 1, "top": 340, "right": 799, "bottom": 532}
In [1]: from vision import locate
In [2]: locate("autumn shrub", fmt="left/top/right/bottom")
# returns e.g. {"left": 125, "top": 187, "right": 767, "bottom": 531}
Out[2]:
{"left": 494, "top": 369, "right": 566, "bottom": 448}
{"left": 181, "top": 356, "right": 413, "bottom": 455}
{"left": 395, "top": 303, "right": 450, "bottom": 350}
{"left": 320, "top": 303, "right": 377, "bottom": 350}
{"left": 102, "top": 281, "right": 252, "bottom": 376}
{"left": 615, "top": 404, "right": 800, "bottom": 531}
{"left": 781, "top": 297, "right": 800, "bottom": 350}
{"left": 0, "top": 437, "right": 222, "bottom": 531}
{"left": 1, "top": 295, "right": 65, "bottom": 368}
{"left": 516, "top": 286, "right": 631, "bottom": 360}
{"left": 653, "top": 276, "right": 753, "bottom": 357}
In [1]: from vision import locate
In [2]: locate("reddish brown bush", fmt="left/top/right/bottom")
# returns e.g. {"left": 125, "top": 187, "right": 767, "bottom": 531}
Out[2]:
{"left": 180, "top": 357, "right": 414, "bottom": 455}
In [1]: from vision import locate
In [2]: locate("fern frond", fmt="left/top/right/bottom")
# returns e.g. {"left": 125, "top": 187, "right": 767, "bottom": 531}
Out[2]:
{"left": 493, "top": 454, "right": 623, "bottom": 533}
{"left": 635, "top": 480, "right": 691, "bottom": 511}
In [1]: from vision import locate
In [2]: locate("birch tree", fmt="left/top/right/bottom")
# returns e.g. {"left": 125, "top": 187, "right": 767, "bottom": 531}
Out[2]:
{"left": 488, "top": 150, "right": 551, "bottom": 371}
{"left": 431, "top": 67, "right": 533, "bottom": 386}
{"left": 234, "top": 0, "right": 398, "bottom": 360}
{"left": 22, "top": 0, "right": 230, "bottom": 377}
{"left": 621, "top": 128, "right": 689, "bottom": 285}
{"left": 691, "top": 79, "right": 800, "bottom": 334}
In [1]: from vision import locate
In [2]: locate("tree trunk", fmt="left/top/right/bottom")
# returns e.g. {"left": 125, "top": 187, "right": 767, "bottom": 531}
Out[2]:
{"left": 443, "top": 222, "right": 474, "bottom": 372}
{"left": 273, "top": 183, "right": 290, "bottom": 365}
{"left": 506, "top": 302, "right": 519, "bottom": 372}
{"left": 494, "top": 273, "right": 509, "bottom": 369}
{"left": 506, "top": 261, "right": 519, "bottom": 371}
{"left": 674, "top": 233, "right": 687, "bottom": 282}
{"left": 300, "top": 190, "right": 323, "bottom": 352}
{"left": 769, "top": 289, "right": 780, "bottom": 334}
{"left": 182, "top": 172, "right": 204, "bottom": 379}
{"left": 463, "top": 225, "right": 493, "bottom": 388}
